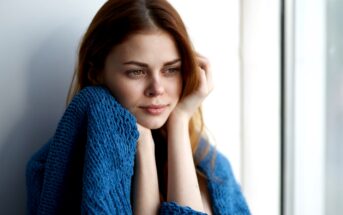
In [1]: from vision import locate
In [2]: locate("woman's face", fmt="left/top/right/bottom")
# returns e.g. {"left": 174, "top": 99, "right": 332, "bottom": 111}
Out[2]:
{"left": 103, "top": 30, "right": 183, "bottom": 129}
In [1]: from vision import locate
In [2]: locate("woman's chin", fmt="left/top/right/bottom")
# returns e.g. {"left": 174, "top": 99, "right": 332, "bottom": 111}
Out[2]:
{"left": 137, "top": 119, "right": 167, "bottom": 130}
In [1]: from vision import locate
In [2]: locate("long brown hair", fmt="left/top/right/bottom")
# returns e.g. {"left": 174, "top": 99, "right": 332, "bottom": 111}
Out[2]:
{"left": 67, "top": 0, "right": 210, "bottom": 163}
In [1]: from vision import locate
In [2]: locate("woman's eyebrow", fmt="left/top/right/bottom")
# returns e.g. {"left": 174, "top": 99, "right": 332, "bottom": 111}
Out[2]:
{"left": 122, "top": 59, "right": 181, "bottom": 67}
{"left": 123, "top": 61, "right": 148, "bottom": 67}
{"left": 163, "top": 59, "right": 181, "bottom": 66}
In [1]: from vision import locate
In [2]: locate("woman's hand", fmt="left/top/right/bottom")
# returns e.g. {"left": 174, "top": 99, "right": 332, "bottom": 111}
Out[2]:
{"left": 171, "top": 54, "right": 214, "bottom": 120}
{"left": 136, "top": 123, "right": 154, "bottom": 147}
{"left": 164, "top": 54, "right": 212, "bottom": 213}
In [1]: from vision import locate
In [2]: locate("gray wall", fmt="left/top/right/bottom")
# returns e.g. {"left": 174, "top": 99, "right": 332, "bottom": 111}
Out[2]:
{"left": 0, "top": 1, "right": 106, "bottom": 214}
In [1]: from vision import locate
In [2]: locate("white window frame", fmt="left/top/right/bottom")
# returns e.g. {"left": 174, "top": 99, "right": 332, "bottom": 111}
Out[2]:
{"left": 241, "top": 0, "right": 281, "bottom": 215}
{"left": 284, "top": 0, "right": 327, "bottom": 214}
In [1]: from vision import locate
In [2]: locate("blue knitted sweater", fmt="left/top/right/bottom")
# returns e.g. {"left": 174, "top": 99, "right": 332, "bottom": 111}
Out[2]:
{"left": 26, "top": 86, "right": 250, "bottom": 215}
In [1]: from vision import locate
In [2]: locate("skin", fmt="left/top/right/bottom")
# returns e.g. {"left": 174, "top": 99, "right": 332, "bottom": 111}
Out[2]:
{"left": 103, "top": 30, "right": 183, "bottom": 129}
{"left": 102, "top": 30, "right": 213, "bottom": 215}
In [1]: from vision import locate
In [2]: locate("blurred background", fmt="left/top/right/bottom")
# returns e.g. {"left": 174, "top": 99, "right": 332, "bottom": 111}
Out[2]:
{"left": 0, "top": 0, "right": 341, "bottom": 214}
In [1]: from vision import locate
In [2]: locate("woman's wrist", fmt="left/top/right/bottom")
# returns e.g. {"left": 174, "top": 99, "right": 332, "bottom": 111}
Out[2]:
{"left": 136, "top": 124, "right": 155, "bottom": 154}
{"left": 168, "top": 108, "right": 191, "bottom": 126}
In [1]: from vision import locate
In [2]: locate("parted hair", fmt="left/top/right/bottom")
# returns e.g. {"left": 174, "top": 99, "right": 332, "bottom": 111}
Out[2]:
{"left": 67, "top": 0, "right": 210, "bottom": 162}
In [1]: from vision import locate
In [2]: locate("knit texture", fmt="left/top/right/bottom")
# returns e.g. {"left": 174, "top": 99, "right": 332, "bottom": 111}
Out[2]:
{"left": 26, "top": 86, "right": 250, "bottom": 215}
{"left": 195, "top": 140, "right": 251, "bottom": 214}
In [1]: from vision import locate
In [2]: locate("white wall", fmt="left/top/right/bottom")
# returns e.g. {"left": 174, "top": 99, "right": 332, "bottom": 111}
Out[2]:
{"left": 0, "top": 0, "right": 242, "bottom": 214}
{"left": 169, "top": 0, "right": 242, "bottom": 181}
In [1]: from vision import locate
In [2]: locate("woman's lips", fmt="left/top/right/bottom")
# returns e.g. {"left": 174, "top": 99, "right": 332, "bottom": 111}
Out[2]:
{"left": 141, "top": 105, "right": 168, "bottom": 115}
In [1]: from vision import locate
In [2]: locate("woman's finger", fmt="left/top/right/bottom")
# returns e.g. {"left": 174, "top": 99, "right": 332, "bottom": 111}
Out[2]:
{"left": 196, "top": 54, "right": 214, "bottom": 93}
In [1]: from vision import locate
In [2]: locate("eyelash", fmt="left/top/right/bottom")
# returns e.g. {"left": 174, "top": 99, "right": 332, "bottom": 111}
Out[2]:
{"left": 125, "top": 67, "right": 181, "bottom": 79}
{"left": 164, "top": 67, "right": 181, "bottom": 75}
{"left": 126, "top": 69, "right": 147, "bottom": 78}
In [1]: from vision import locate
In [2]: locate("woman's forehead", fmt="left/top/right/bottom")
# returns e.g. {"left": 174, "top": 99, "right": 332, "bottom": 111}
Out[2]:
{"left": 108, "top": 31, "right": 180, "bottom": 65}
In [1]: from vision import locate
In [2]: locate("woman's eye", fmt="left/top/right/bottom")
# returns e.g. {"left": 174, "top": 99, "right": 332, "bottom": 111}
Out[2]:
{"left": 164, "top": 67, "right": 181, "bottom": 75}
{"left": 126, "top": 69, "right": 146, "bottom": 78}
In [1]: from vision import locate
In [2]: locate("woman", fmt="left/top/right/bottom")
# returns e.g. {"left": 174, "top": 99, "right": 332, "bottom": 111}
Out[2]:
{"left": 26, "top": 0, "right": 250, "bottom": 214}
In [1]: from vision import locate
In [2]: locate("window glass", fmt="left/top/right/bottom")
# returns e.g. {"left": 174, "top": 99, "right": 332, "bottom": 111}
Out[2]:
{"left": 326, "top": 0, "right": 343, "bottom": 214}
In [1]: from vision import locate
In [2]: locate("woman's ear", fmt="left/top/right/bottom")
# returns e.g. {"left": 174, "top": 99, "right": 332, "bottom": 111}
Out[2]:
{"left": 96, "top": 70, "right": 105, "bottom": 85}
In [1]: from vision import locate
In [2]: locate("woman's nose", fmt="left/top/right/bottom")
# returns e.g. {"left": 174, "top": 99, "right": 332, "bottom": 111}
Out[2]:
{"left": 144, "top": 76, "right": 165, "bottom": 97}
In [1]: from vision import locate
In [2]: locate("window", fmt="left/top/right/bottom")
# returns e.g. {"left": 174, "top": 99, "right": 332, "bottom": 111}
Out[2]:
{"left": 284, "top": 0, "right": 343, "bottom": 214}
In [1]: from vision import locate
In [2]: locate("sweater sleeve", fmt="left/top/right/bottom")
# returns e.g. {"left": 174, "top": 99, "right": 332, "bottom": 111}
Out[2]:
{"left": 195, "top": 139, "right": 250, "bottom": 214}
{"left": 73, "top": 86, "right": 139, "bottom": 214}
{"left": 210, "top": 152, "right": 251, "bottom": 214}
{"left": 26, "top": 140, "right": 51, "bottom": 215}
{"left": 26, "top": 86, "right": 140, "bottom": 214}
